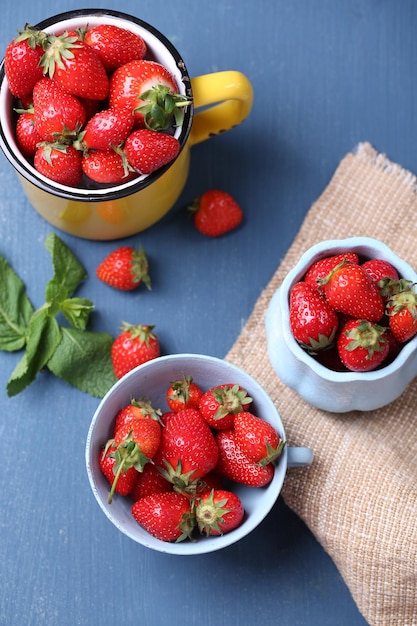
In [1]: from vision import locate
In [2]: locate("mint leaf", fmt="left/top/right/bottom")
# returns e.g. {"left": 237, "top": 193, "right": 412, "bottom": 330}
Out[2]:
{"left": 44, "top": 232, "right": 87, "bottom": 303}
{"left": 61, "top": 297, "right": 94, "bottom": 330}
{"left": 0, "top": 255, "right": 34, "bottom": 352}
{"left": 7, "top": 310, "right": 61, "bottom": 397}
{"left": 47, "top": 327, "right": 117, "bottom": 397}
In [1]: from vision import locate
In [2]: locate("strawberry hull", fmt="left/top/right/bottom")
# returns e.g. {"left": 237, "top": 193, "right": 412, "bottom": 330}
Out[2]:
{"left": 85, "top": 354, "right": 313, "bottom": 555}
{"left": 0, "top": 9, "right": 253, "bottom": 240}
{"left": 266, "top": 237, "right": 417, "bottom": 412}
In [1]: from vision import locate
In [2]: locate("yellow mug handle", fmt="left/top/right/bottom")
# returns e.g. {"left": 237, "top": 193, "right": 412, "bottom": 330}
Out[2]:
{"left": 188, "top": 71, "right": 253, "bottom": 146}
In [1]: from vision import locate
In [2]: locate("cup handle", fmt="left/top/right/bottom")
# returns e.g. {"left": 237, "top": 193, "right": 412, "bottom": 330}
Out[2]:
{"left": 287, "top": 446, "right": 314, "bottom": 468}
{"left": 188, "top": 70, "right": 254, "bottom": 146}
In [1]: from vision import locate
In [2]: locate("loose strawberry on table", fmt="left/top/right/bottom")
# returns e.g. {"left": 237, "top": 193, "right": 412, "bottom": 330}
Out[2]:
{"left": 111, "top": 323, "right": 160, "bottom": 379}
{"left": 96, "top": 243, "right": 151, "bottom": 291}
{"left": 189, "top": 190, "right": 244, "bottom": 237}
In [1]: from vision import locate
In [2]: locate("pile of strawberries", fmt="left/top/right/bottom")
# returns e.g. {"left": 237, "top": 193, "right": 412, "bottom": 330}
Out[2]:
{"left": 289, "top": 251, "right": 417, "bottom": 372}
{"left": 5, "top": 22, "right": 191, "bottom": 187}
{"left": 99, "top": 375, "right": 285, "bottom": 542}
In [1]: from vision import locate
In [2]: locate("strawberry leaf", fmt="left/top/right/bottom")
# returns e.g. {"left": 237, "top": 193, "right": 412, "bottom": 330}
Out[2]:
{"left": 47, "top": 327, "right": 117, "bottom": 397}
{"left": 0, "top": 255, "right": 34, "bottom": 352}
{"left": 7, "top": 310, "right": 61, "bottom": 397}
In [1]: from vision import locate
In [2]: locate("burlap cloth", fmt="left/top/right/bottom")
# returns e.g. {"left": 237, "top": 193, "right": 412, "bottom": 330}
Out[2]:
{"left": 226, "top": 142, "right": 417, "bottom": 626}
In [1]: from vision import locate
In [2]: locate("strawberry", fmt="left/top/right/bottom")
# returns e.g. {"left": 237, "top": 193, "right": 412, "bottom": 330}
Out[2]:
{"left": 96, "top": 243, "right": 151, "bottom": 291}
{"left": 32, "top": 78, "right": 87, "bottom": 142}
{"left": 99, "top": 444, "right": 138, "bottom": 497}
{"left": 289, "top": 281, "right": 339, "bottom": 352}
{"left": 107, "top": 415, "right": 162, "bottom": 503}
{"left": 195, "top": 489, "right": 244, "bottom": 536}
{"left": 131, "top": 492, "right": 195, "bottom": 542}
{"left": 4, "top": 27, "right": 47, "bottom": 99}
{"left": 109, "top": 59, "right": 189, "bottom": 129}
{"left": 155, "top": 408, "right": 219, "bottom": 492}
{"left": 387, "top": 283, "right": 417, "bottom": 342}
{"left": 34, "top": 143, "right": 82, "bottom": 186}
{"left": 75, "top": 108, "right": 134, "bottom": 152}
{"left": 337, "top": 319, "right": 390, "bottom": 372}
{"left": 304, "top": 252, "right": 359, "bottom": 291}
{"left": 111, "top": 323, "right": 160, "bottom": 379}
{"left": 166, "top": 375, "right": 203, "bottom": 412}
{"left": 15, "top": 111, "right": 42, "bottom": 157}
{"left": 130, "top": 463, "right": 172, "bottom": 502}
{"left": 82, "top": 149, "right": 138, "bottom": 185}
{"left": 199, "top": 384, "right": 253, "bottom": 430}
{"left": 189, "top": 190, "right": 243, "bottom": 237}
{"left": 233, "top": 411, "right": 285, "bottom": 465}
{"left": 124, "top": 128, "right": 180, "bottom": 175}
{"left": 319, "top": 261, "right": 385, "bottom": 322}
{"left": 84, "top": 24, "right": 147, "bottom": 72}
{"left": 215, "top": 429, "right": 275, "bottom": 487}
{"left": 41, "top": 30, "right": 109, "bottom": 100}
{"left": 113, "top": 398, "right": 162, "bottom": 435}
{"left": 361, "top": 259, "right": 399, "bottom": 283}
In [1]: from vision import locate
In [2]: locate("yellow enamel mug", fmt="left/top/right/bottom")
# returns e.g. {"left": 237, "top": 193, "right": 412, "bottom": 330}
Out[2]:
{"left": 0, "top": 9, "right": 253, "bottom": 240}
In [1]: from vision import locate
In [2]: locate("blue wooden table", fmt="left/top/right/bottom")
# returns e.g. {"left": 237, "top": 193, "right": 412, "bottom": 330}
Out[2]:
{"left": 1, "top": 2, "right": 415, "bottom": 624}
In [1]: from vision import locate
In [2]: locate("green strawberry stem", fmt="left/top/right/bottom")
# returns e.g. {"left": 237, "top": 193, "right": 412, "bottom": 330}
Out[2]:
{"left": 259, "top": 438, "right": 287, "bottom": 467}
{"left": 108, "top": 437, "right": 150, "bottom": 504}
{"left": 135, "top": 84, "right": 192, "bottom": 131}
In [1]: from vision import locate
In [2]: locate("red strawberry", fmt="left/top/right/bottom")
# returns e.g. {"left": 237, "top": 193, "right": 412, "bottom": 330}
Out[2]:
{"left": 124, "top": 128, "right": 180, "bottom": 175}
{"left": 199, "top": 384, "right": 253, "bottom": 430}
{"left": 99, "top": 444, "right": 137, "bottom": 497}
{"left": 107, "top": 415, "right": 162, "bottom": 503}
{"left": 15, "top": 111, "right": 42, "bottom": 157}
{"left": 304, "top": 252, "right": 359, "bottom": 291}
{"left": 361, "top": 258, "right": 399, "bottom": 283}
{"left": 84, "top": 24, "right": 147, "bottom": 72}
{"left": 387, "top": 283, "right": 417, "bottom": 342}
{"left": 155, "top": 408, "right": 219, "bottom": 491}
{"left": 289, "top": 281, "right": 339, "bottom": 352}
{"left": 166, "top": 375, "right": 204, "bottom": 412}
{"left": 337, "top": 319, "right": 390, "bottom": 372}
{"left": 113, "top": 398, "right": 162, "bottom": 435}
{"left": 319, "top": 261, "right": 385, "bottom": 322}
{"left": 96, "top": 243, "right": 151, "bottom": 291}
{"left": 109, "top": 59, "right": 189, "bottom": 129}
{"left": 75, "top": 108, "right": 134, "bottom": 152}
{"left": 82, "top": 149, "right": 138, "bottom": 185}
{"left": 233, "top": 411, "right": 285, "bottom": 465}
{"left": 32, "top": 78, "right": 87, "bottom": 142}
{"left": 111, "top": 323, "right": 160, "bottom": 379}
{"left": 195, "top": 489, "right": 244, "bottom": 536}
{"left": 130, "top": 463, "right": 172, "bottom": 502}
{"left": 34, "top": 143, "right": 82, "bottom": 186}
{"left": 4, "top": 28, "right": 46, "bottom": 99}
{"left": 131, "top": 492, "right": 195, "bottom": 542}
{"left": 215, "top": 429, "right": 275, "bottom": 487}
{"left": 41, "top": 30, "right": 109, "bottom": 100}
{"left": 189, "top": 190, "right": 243, "bottom": 238}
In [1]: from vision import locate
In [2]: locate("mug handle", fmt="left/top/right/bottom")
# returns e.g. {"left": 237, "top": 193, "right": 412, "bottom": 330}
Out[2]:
{"left": 188, "top": 70, "right": 254, "bottom": 146}
{"left": 287, "top": 446, "right": 314, "bottom": 468}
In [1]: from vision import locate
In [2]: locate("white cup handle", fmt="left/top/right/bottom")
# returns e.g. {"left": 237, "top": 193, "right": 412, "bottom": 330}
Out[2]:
{"left": 287, "top": 446, "right": 314, "bottom": 467}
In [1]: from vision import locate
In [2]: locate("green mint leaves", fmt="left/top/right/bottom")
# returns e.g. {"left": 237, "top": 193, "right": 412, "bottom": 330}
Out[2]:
{"left": 0, "top": 232, "right": 117, "bottom": 398}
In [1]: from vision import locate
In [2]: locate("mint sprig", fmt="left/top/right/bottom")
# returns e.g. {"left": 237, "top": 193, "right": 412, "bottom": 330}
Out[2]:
{"left": 0, "top": 232, "right": 117, "bottom": 398}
